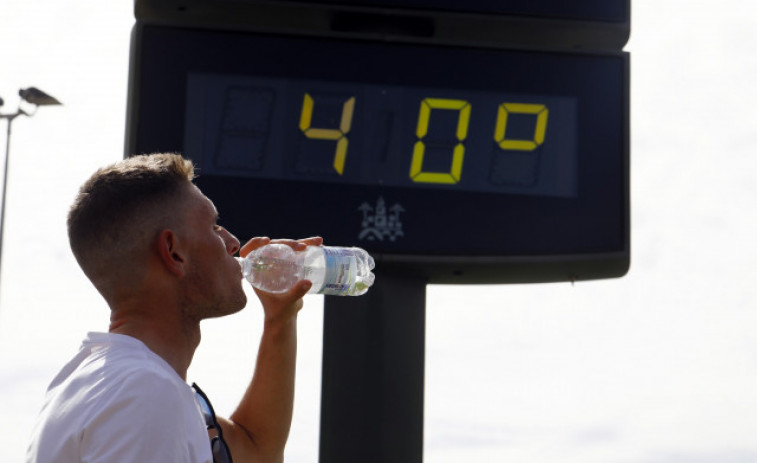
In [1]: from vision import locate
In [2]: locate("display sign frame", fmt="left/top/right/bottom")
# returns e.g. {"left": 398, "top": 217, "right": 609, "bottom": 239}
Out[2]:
{"left": 126, "top": 14, "right": 629, "bottom": 283}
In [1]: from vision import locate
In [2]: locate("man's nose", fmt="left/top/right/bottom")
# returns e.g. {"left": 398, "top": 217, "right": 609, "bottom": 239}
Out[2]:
{"left": 223, "top": 229, "right": 241, "bottom": 255}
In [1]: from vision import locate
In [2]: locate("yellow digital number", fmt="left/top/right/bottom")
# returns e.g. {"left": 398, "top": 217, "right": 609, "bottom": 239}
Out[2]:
{"left": 299, "top": 93, "right": 355, "bottom": 175}
{"left": 410, "top": 98, "right": 471, "bottom": 184}
{"left": 493, "top": 103, "right": 548, "bottom": 151}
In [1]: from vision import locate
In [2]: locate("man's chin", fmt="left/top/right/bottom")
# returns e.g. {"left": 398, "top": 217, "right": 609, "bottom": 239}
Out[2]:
{"left": 226, "top": 294, "right": 248, "bottom": 315}
{"left": 202, "top": 294, "right": 247, "bottom": 320}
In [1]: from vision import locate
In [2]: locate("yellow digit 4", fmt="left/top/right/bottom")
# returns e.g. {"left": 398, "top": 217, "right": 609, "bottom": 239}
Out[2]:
{"left": 493, "top": 103, "right": 548, "bottom": 151}
{"left": 299, "top": 93, "right": 355, "bottom": 175}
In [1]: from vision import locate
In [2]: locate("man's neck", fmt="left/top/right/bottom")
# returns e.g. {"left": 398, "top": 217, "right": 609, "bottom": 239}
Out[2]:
{"left": 109, "top": 307, "right": 201, "bottom": 381}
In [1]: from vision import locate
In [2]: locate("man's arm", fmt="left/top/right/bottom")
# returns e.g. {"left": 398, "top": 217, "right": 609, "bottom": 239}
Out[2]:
{"left": 220, "top": 236, "right": 322, "bottom": 463}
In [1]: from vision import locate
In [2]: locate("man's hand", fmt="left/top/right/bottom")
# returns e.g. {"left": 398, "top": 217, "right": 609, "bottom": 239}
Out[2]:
{"left": 239, "top": 236, "right": 324, "bottom": 323}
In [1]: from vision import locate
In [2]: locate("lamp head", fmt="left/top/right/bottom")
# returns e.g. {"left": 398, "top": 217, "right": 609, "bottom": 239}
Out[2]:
{"left": 19, "top": 87, "right": 62, "bottom": 106}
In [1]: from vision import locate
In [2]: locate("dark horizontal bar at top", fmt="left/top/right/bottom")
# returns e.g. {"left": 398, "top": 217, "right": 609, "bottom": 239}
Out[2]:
{"left": 134, "top": 0, "right": 631, "bottom": 52}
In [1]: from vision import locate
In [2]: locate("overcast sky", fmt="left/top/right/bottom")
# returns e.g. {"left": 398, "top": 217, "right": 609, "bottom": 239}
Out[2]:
{"left": 1, "top": 1, "right": 756, "bottom": 462}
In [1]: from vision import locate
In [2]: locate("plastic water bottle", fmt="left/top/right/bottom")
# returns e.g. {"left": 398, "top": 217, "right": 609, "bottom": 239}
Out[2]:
{"left": 238, "top": 244, "right": 375, "bottom": 296}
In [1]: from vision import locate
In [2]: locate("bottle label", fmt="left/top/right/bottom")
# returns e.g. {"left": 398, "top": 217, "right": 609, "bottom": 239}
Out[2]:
{"left": 319, "top": 248, "right": 357, "bottom": 295}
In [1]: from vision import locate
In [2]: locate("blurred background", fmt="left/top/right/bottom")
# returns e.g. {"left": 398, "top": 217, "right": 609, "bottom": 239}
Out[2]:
{"left": 1, "top": 1, "right": 755, "bottom": 462}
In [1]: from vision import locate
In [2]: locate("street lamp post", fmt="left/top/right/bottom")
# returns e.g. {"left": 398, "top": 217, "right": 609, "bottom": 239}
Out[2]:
{"left": 0, "top": 87, "right": 62, "bottom": 303}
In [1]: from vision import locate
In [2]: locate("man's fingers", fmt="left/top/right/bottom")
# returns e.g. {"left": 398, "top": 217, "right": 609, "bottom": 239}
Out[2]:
{"left": 269, "top": 236, "right": 323, "bottom": 251}
{"left": 253, "top": 279, "right": 312, "bottom": 317}
{"left": 241, "top": 236, "right": 322, "bottom": 257}
{"left": 240, "top": 236, "right": 271, "bottom": 257}
{"left": 293, "top": 279, "right": 313, "bottom": 298}
{"left": 286, "top": 280, "right": 312, "bottom": 312}
{"left": 299, "top": 236, "right": 323, "bottom": 247}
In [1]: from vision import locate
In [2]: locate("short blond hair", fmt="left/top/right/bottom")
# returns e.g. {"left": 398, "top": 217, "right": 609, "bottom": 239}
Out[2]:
{"left": 67, "top": 153, "right": 195, "bottom": 293}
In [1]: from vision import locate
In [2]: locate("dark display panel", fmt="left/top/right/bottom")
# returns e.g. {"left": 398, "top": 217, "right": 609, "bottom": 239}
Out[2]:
{"left": 127, "top": 25, "right": 629, "bottom": 282}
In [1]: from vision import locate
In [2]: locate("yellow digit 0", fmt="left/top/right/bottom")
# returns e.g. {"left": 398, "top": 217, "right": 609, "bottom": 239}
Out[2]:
{"left": 410, "top": 98, "right": 471, "bottom": 184}
{"left": 493, "top": 103, "right": 549, "bottom": 151}
{"left": 299, "top": 93, "right": 355, "bottom": 175}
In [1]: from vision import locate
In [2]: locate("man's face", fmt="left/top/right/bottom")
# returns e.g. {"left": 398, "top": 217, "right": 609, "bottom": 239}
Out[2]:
{"left": 179, "top": 185, "right": 247, "bottom": 320}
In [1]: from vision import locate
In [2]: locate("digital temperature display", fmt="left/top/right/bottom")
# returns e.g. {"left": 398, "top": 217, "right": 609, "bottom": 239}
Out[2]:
{"left": 185, "top": 75, "right": 577, "bottom": 198}
{"left": 127, "top": 25, "right": 629, "bottom": 282}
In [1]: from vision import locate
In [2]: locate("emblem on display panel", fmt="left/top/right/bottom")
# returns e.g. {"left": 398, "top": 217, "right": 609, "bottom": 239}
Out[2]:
{"left": 358, "top": 197, "right": 405, "bottom": 242}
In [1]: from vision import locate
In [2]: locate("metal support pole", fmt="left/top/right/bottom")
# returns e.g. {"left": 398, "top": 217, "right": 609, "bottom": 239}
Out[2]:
{"left": 0, "top": 111, "right": 20, "bottom": 304}
{"left": 320, "top": 271, "right": 427, "bottom": 463}
{"left": 0, "top": 113, "right": 18, "bottom": 276}
{"left": 0, "top": 89, "right": 60, "bottom": 307}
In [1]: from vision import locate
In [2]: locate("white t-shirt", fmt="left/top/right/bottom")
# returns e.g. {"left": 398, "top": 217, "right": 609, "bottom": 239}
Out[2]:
{"left": 26, "top": 332, "right": 213, "bottom": 463}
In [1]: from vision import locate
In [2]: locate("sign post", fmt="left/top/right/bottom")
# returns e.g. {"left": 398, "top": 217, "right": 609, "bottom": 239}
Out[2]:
{"left": 321, "top": 273, "right": 427, "bottom": 462}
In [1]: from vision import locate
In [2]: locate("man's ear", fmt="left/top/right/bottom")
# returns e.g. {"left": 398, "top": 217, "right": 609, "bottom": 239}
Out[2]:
{"left": 157, "top": 229, "right": 186, "bottom": 277}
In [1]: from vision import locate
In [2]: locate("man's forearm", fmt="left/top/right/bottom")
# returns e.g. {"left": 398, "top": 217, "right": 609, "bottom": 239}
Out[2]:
{"left": 227, "top": 316, "right": 298, "bottom": 463}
